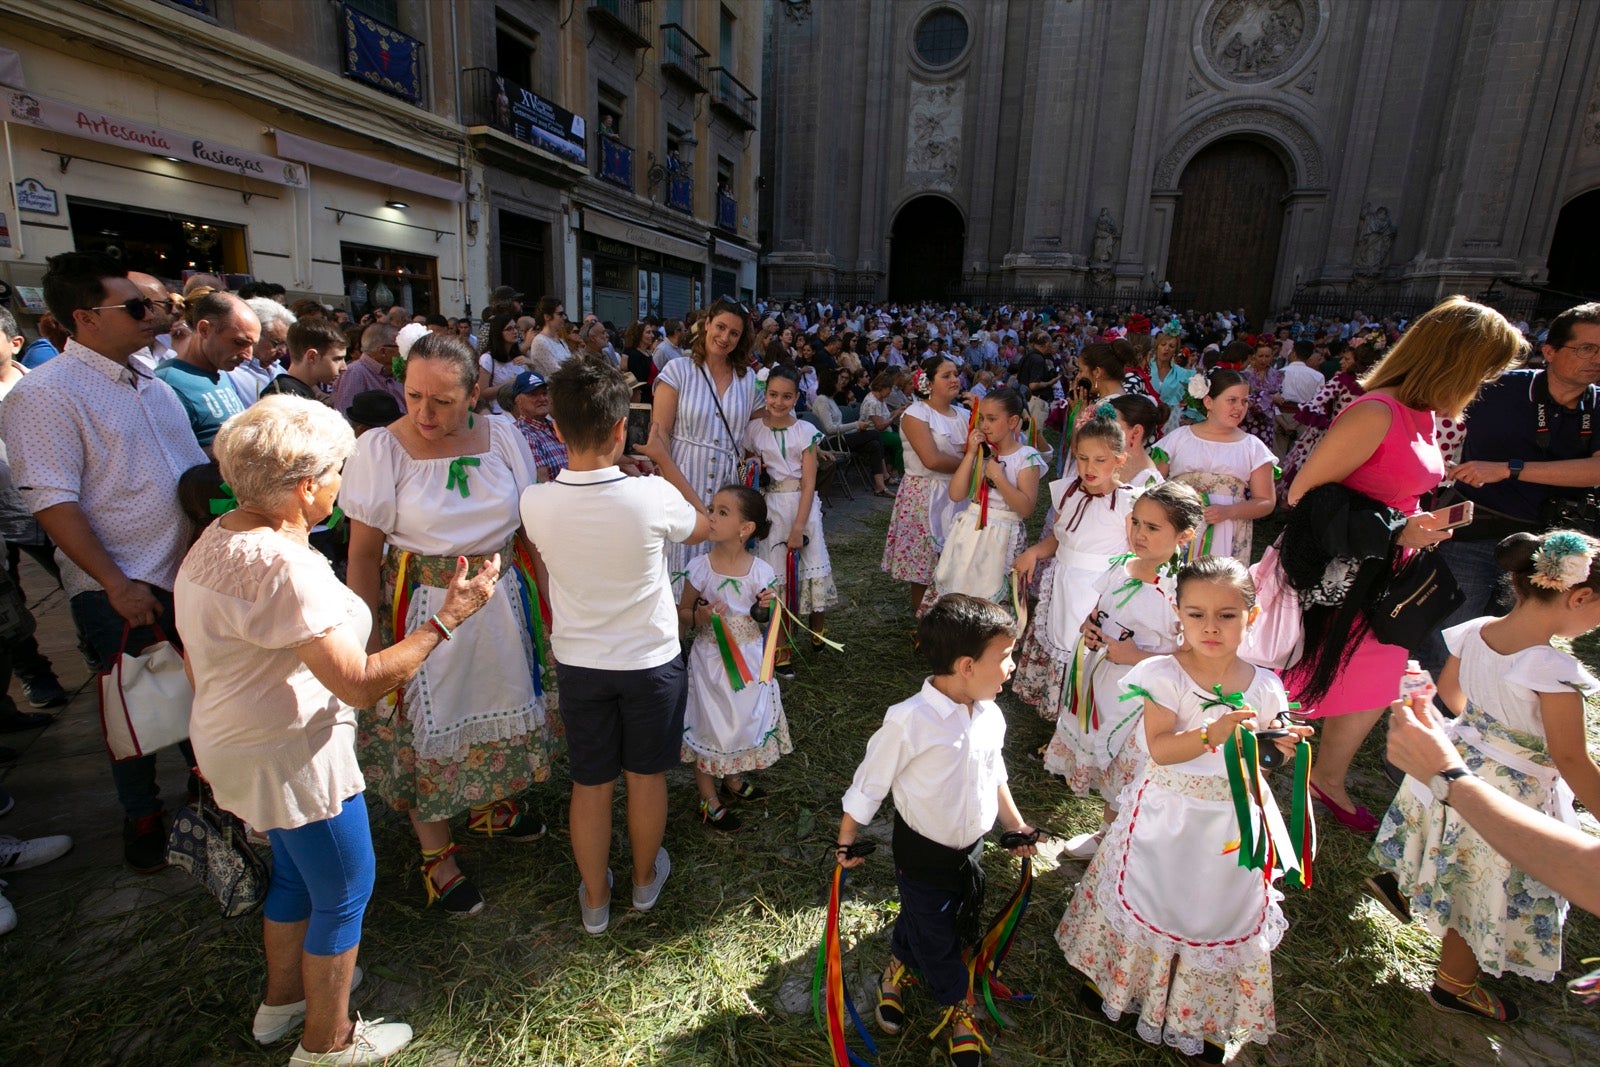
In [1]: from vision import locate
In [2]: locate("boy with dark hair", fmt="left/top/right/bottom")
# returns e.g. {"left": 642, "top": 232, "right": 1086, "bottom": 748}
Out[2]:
{"left": 520, "top": 359, "right": 709, "bottom": 935}
{"left": 262, "top": 317, "right": 348, "bottom": 400}
{"left": 836, "top": 593, "right": 1040, "bottom": 1067}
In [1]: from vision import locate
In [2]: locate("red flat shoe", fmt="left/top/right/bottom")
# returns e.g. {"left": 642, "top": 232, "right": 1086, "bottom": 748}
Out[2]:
{"left": 1309, "top": 780, "right": 1379, "bottom": 833}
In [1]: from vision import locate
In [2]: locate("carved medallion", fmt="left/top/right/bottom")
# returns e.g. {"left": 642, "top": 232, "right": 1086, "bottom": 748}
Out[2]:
{"left": 905, "top": 82, "right": 963, "bottom": 187}
{"left": 1204, "top": 0, "right": 1317, "bottom": 84}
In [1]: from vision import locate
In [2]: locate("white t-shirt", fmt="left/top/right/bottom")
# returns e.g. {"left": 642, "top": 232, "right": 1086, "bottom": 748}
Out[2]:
{"left": 521, "top": 467, "right": 699, "bottom": 670}
{"left": 1280, "top": 362, "right": 1324, "bottom": 405}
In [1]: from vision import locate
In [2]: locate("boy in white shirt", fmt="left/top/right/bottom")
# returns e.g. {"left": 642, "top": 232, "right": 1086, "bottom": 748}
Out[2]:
{"left": 836, "top": 594, "right": 1040, "bottom": 1067}
{"left": 521, "top": 360, "right": 708, "bottom": 936}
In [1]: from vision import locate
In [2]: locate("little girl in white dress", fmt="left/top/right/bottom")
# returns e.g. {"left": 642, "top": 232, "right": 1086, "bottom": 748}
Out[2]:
{"left": 1158, "top": 370, "right": 1275, "bottom": 562}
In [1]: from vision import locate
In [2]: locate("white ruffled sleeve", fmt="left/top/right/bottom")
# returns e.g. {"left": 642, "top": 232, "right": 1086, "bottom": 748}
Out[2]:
{"left": 1441, "top": 617, "right": 1486, "bottom": 660}
{"left": 335, "top": 427, "right": 401, "bottom": 535}
{"left": 1506, "top": 645, "right": 1600, "bottom": 696}
{"left": 491, "top": 414, "right": 539, "bottom": 491}
{"left": 1120, "top": 655, "right": 1181, "bottom": 711}
{"left": 1246, "top": 666, "right": 1290, "bottom": 726}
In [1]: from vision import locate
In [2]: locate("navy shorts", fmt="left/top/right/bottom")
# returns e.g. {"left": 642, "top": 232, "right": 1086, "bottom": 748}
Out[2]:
{"left": 556, "top": 658, "right": 688, "bottom": 785}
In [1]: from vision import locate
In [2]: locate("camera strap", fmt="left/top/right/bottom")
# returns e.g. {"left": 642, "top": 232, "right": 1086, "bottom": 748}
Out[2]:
{"left": 1532, "top": 371, "right": 1593, "bottom": 454}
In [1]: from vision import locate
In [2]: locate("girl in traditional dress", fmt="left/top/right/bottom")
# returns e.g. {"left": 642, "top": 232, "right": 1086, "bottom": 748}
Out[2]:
{"left": 342, "top": 335, "right": 550, "bottom": 916}
{"left": 881, "top": 357, "right": 970, "bottom": 614}
{"left": 1237, "top": 341, "right": 1283, "bottom": 450}
{"left": 1057, "top": 557, "right": 1310, "bottom": 1063}
{"left": 1105, "top": 393, "right": 1169, "bottom": 493}
{"left": 1042, "top": 482, "right": 1201, "bottom": 858}
{"left": 678, "top": 487, "right": 791, "bottom": 833}
{"left": 1158, "top": 370, "right": 1275, "bottom": 562}
{"left": 1369, "top": 530, "right": 1600, "bottom": 1022}
{"left": 743, "top": 366, "right": 837, "bottom": 674}
{"left": 922, "top": 388, "right": 1046, "bottom": 614}
{"left": 1011, "top": 417, "right": 1135, "bottom": 721}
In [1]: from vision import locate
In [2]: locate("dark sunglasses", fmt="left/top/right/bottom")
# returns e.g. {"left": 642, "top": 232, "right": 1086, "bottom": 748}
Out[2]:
{"left": 87, "top": 297, "right": 158, "bottom": 321}
{"left": 716, "top": 295, "right": 750, "bottom": 317}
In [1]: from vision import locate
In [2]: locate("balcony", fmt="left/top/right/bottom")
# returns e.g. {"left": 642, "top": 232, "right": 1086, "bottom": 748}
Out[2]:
{"left": 708, "top": 67, "right": 757, "bottom": 130}
{"left": 716, "top": 190, "right": 737, "bottom": 231}
{"left": 339, "top": 3, "right": 426, "bottom": 105}
{"left": 586, "top": 0, "right": 651, "bottom": 50}
{"left": 460, "top": 68, "right": 588, "bottom": 171}
{"left": 667, "top": 173, "right": 693, "bottom": 213}
{"left": 660, "top": 24, "right": 709, "bottom": 93}
{"left": 599, "top": 137, "right": 635, "bottom": 191}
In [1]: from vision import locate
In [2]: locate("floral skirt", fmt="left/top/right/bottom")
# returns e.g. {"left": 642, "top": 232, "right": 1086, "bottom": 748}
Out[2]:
{"left": 1012, "top": 579, "right": 1064, "bottom": 720}
{"left": 1041, "top": 658, "right": 1144, "bottom": 803}
{"left": 358, "top": 547, "right": 551, "bottom": 822}
{"left": 1371, "top": 728, "right": 1570, "bottom": 981}
{"left": 881, "top": 473, "right": 945, "bottom": 585}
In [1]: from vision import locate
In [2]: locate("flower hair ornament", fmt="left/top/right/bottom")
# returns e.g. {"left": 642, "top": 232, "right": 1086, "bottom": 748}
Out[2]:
{"left": 911, "top": 367, "right": 933, "bottom": 399}
{"left": 1529, "top": 532, "right": 1595, "bottom": 591}
{"left": 1187, "top": 374, "right": 1211, "bottom": 400}
{"left": 1095, "top": 401, "right": 1118, "bottom": 420}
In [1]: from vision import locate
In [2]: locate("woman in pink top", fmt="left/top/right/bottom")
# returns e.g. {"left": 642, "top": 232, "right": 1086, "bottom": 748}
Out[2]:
{"left": 1285, "top": 298, "right": 1526, "bottom": 832}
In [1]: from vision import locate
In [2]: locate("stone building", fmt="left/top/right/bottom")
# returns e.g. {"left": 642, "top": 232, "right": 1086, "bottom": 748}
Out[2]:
{"left": 760, "top": 0, "right": 1600, "bottom": 320}
{"left": 0, "top": 0, "right": 762, "bottom": 327}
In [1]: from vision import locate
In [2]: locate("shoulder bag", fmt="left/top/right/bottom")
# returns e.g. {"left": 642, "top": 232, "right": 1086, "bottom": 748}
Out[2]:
{"left": 99, "top": 623, "right": 193, "bottom": 761}
{"left": 698, "top": 364, "right": 762, "bottom": 488}
{"left": 1366, "top": 546, "right": 1463, "bottom": 652}
{"left": 1239, "top": 542, "right": 1304, "bottom": 670}
{"left": 166, "top": 776, "right": 271, "bottom": 918}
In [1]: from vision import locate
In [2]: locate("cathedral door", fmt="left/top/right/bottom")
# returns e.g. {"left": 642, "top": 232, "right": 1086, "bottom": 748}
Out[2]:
{"left": 890, "top": 196, "right": 964, "bottom": 301}
{"left": 1166, "top": 138, "right": 1290, "bottom": 324}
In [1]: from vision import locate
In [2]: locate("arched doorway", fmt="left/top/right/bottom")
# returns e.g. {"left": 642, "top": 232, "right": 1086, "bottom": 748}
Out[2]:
{"left": 1545, "top": 190, "right": 1600, "bottom": 315}
{"left": 890, "top": 196, "right": 964, "bottom": 301}
{"left": 1165, "top": 138, "right": 1291, "bottom": 323}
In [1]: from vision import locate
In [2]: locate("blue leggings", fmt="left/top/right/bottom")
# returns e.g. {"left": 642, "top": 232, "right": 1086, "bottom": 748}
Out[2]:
{"left": 264, "top": 796, "right": 375, "bottom": 956}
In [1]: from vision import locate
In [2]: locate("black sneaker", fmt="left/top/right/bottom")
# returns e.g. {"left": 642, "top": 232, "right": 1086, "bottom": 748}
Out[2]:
{"left": 20, "top": 676, "right": 68, "bottom": 710}
{"left": 123, "top": 813, "right": 168, "bottom": 874}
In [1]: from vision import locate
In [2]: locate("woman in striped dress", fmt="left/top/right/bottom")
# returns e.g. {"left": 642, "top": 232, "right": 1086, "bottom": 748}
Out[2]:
{"left": 651, "top": 298, "right": 760, "bottom": 595}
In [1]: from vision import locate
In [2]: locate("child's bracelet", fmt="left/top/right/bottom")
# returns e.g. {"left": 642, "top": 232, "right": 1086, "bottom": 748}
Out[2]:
{"left": 1200, "top": 718, "right": 1216, "bottom": 753}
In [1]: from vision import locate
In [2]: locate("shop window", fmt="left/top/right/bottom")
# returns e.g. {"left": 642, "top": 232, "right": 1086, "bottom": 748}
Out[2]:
{"left": 67, "top": 199, "right": 247, "bottom": 282}
{"left": 341, "top": 243, "right": 438, "bottom": 318}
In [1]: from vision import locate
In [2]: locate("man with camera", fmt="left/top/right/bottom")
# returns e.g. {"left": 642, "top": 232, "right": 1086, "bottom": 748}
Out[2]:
{"left": 1420, "top": 302, "right": 1600, "bottom": 674}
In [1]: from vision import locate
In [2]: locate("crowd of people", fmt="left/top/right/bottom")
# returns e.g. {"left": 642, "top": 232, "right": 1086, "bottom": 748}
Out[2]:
{"left": 0, "top": 255, "right": 1597, "bottom": 1066}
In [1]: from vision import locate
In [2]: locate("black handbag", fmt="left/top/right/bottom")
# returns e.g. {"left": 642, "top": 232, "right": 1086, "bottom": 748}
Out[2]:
{"left": 1366, "top": 548, "right": 1463, "bottom": 651}
{"left": 165, "top": 780, "right": 271, "bottom": 918}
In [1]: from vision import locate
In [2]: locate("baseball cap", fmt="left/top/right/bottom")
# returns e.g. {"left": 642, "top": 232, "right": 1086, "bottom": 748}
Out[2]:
{"left": 512, "top": 370, "right": 548, "bottom": 395}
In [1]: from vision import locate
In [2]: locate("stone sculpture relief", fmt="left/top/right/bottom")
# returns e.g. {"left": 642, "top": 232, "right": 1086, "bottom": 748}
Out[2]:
{"left": 1089, "top": 209, "right": 1121, "bottom": 285}
{"left": 1206, "top": 0, "right": 1314, "bottom": 84}
{"left": 905, "top": 81, "right": 963, "bottom": 186}
{"left": 1353, "top": 203, "right": 1397, "bottom": 277}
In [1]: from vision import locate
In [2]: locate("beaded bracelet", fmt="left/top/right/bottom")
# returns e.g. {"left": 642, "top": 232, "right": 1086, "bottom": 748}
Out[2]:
{"left": 1200, "top": 718, "right": 1217, "bottom": 754}
{"left": 428, "top": 615, "right": 452, "bottom": 641}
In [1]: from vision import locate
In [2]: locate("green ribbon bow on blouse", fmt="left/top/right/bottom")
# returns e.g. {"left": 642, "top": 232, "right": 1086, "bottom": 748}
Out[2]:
{"left": 445, "top": 456, "right": 481, "bottom": 498}
{"left": 1198, "top": 684, "right": 1246, "bottom": 714}
{"left": 717, "top": 577, "right": 743, "bottom": 595}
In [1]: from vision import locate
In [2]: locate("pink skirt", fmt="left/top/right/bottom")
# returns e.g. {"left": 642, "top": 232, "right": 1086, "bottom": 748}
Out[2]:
{"left": 1285, "top": 630, "right": 1406, "bottom": 717}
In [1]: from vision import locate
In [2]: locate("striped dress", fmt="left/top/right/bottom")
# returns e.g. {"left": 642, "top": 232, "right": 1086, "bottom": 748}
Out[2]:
{"left": 658, "top": 356, "right": 759, "bottom": 594}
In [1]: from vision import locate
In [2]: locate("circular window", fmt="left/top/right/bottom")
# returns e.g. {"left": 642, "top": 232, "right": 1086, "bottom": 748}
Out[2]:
{"left": 914, "top": 8, "right": 969, "bottom": 69}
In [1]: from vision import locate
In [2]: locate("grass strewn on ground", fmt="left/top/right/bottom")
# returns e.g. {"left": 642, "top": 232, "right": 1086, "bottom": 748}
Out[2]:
{"left": 5, "top": 501, "right": 1599, "bottom": 1066}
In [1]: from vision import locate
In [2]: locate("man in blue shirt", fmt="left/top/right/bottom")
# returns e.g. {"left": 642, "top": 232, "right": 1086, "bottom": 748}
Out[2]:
{"left": 1420, "top": 302, "right": 1600, "bottom": 673}
{"left": 155, "top": 291, "right": 259, "bottom": 452}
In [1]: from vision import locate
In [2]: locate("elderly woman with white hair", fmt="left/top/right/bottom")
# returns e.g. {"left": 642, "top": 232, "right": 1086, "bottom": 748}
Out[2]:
{"left": 177, "top": 396, "right": 501, "bottom": 1065}
{"left": 232, "top": 296, "right": 297, "bottom": 405}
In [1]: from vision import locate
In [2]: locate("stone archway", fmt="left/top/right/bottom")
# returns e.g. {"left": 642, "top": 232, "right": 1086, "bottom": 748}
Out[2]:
{"left": 1165, "top": 137, "right": 1292, "bottom": 322}
{"left": 889, "top": 195, "right": 965, "bottom": 301}
{"left": 1545, "top": 189, "right": 1600, "bottom": 313}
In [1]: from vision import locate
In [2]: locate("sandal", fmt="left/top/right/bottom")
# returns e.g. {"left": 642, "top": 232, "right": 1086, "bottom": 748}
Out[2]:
{"left": 875, "top": 959, "right": 912, "bottom": 1034}
{"left": 420, "top": 844, "right": 484, "bottom": 916}
{"left": 466, "top": 799, "right": 546, "bottom": 842}
{"left": 930, "top": 1003, "right": 989, "bottom": 1067}
{"left": 1362, "top": 871, "right": 1412, "bottom": 924}
{"left": 1428, "top": 978, "right": 1519, "bottom": 1022}
{"left": 698, "top": 797, "right": 742, "bottom": 832}
{"left": 810, "top": 627, "right": 829, "bottom": 652}
{"left": 720, "top": 778, "right": 768, "bottom": 802}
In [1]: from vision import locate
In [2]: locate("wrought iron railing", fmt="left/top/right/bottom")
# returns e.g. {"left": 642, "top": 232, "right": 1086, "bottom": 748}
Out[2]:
{"left": 460, "top": 67, "right": 588, "bottom": 166}
{"left": 708, "top": 66, "right": 756, "bottom": 129}
{"left": 660, "top": 23, "right": 709, "bottom": 91}
{"left": 586, "top": 0, "right": 650, "bottom": 48}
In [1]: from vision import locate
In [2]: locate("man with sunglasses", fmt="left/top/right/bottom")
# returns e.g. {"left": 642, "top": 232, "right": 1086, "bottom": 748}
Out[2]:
{"left": 155, "top": 291, "right": 259, "bottom": 453}
{"left": 0, "top": 252, "right": 207, "bottom": 873}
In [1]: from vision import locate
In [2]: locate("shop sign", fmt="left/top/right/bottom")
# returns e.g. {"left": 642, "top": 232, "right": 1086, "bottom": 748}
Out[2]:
{"left": 14, "top": 178, "right": 57, "bottom": 215}
{"left": 15, "top": 286, "right": 46, "bottom": 312}
{"left": 5, "top": 89, "right": 307, "bottom": 188}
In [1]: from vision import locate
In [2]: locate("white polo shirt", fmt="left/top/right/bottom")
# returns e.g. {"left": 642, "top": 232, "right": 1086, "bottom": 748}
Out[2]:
{"left": 520, "top": 466, "right": 698, "bottom": 671}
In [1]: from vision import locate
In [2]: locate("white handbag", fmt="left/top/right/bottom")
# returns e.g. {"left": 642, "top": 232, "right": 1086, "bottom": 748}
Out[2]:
{"left": 1239, "top": 544, "right": 1304, "bottom": 671}
{"left": 100, "top": 625, "right": 193, "bottom": 761}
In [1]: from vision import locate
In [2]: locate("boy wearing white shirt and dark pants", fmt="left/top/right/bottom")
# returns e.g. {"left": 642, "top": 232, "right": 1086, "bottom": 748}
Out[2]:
{"left": 836, "top": 594, "right": 1039, "bottom": 1067}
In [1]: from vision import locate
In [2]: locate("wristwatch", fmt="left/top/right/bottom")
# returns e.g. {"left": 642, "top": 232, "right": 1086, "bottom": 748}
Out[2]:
{"left": 1430, "top": 766, "right": 1476, "bottom": 806}
{"left": 1508, "top": 458, "right": 1524, "bottom": 481}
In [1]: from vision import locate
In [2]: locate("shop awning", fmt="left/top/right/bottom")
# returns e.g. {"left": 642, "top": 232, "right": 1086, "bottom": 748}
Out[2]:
{"left": 273, "top": 131, "right": 464, "bottom": 203}
{"left": 714, "top": 237, "right": 757, "bottom": 264}
{"left": 3, "top": 87, "right": 307, "bottom": 187}
{"left": 584, "top": 208, "right": 707, "bottom": 264}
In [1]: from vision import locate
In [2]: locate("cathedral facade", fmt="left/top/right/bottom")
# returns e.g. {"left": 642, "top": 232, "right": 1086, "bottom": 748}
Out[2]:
{"left": 759, "top": 0, "right": 1600, "bottom": 319}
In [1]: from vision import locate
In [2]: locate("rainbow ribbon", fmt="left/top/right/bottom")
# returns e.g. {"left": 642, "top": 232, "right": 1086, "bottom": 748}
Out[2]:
{"left": 1221, "top": 727, "right": 1315, "bottom": 889}
{"left": 970, "top": 450, "right": 991, "bottom": 530}
{"left": 710, "top": 613, "right": 756, "bottom": 693}
{"left": 814, "top": 865, "right": 878, "bottom": 1067}
{"left": 510, "top": 543, "right": 546, "bottom": 697}
{"left": 743, "top": 455, "right": 764, "bottom": 489}
{"left": 1062, "top": 635, "right": 1097, "bottom": 731}
{"left": 757, "top": 602, "right": 785, "bottom": 683}
{"left": 1568, "top": 959, "right": 1600, "bottom": 1004}
{"left": 968, "top": 857, "right": 1035, "bottom": 1027}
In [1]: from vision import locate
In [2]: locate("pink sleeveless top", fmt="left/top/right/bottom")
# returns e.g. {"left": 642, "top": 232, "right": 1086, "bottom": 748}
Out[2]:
{"left": 1334, "top": 392, "right": 1444, "bottom": 513}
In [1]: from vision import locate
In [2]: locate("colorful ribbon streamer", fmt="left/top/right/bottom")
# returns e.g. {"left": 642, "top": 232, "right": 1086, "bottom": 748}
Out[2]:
{"left": 710, "top": 613, "right": 756, "bottom": 693}
{"left": 1222, "top": 728, "right": 1315, "bottom": 888}
{"left": 758, "top": 603, "right": 785, "bottom": 683}
{"left": 511, "top": 541, "right": 547, "bottom": 698}
{"left": 1062, "top": 634, "right": 1098, "bottom": 731}
{"left": 968, "top": 857, "right": 1034, "bottom": 1028}
{"left": 814, "top": 865, "right": 879, "bottom": 1067}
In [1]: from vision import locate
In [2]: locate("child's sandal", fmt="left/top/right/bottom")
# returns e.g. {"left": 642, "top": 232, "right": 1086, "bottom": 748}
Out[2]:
{"left": 420, "top": 844, "right": 485, "bottom": 917}
{"left": 875, "top": 960, "right": 911, "bottom": 1034}
{"left": 698, "top": 797, "right": 743, "bottom": 832}
{"left": 720, "top": 777, "right": 768, "bottom": 802}
{"left": 1428, "top": 980, "right": 1519, "bottom": 1022}
{"left": 930, "top": 1003, "right": 989, "bottom": 1067}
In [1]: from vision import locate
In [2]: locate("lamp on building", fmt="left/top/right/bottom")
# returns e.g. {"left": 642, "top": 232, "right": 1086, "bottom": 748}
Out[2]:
{"left": 385, "top": 198, "right": 410, "bottom": 210}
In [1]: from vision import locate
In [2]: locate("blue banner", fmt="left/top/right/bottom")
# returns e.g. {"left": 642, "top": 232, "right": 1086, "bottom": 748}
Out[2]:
{"left": 342, "top": 5, "right": 423, "bottom": 104}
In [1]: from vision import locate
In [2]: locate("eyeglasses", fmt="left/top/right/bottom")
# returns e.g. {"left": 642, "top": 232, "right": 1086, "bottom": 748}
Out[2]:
{"left": 1558, "top": 343, "right": 1600, "bottom": 360}
{"left": 716, "top": 295, "right": 750, "bottom": 317}
{"left": 87, "top": 297, "right": 158, "bottom": 320}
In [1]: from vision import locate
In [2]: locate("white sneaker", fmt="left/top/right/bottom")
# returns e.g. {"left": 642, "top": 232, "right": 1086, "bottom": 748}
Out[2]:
{"left": 0, "top": 881, "right": 15, "bottom": 935}
{"left": 0, "top": 834, "right": 73, "bottom": 872}
{"left": 288, "top": 1015, "right": 412, "bottom": 1066}
{"left": 254, "top": 965, "right": 366, "bottom": 1044}
{"left": 579, "top": 869, "right": 613, "bottom": 936}
{"left": 1062, "top": 828, "right": 1106, "bottom": 860}
{"left": 632, "top": 847, "right": 671, "bottom": 911}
